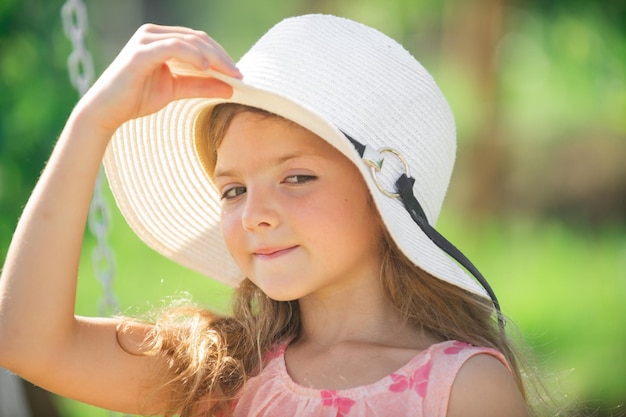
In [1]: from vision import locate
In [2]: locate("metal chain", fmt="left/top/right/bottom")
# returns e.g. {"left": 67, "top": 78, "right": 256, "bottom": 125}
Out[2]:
{"left": 61, "top": 0, "right": 94, "bottom": 97}
{"left": 61, "top": 0, "right": 119, "bottom": 316}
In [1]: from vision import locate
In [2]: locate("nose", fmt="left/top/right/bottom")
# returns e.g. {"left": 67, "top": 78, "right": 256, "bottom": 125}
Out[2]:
{"left": 241, "top": 187, "right": 279, "bottom": 231}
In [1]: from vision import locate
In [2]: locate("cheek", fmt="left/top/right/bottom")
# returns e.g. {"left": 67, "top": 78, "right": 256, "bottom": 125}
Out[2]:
{"left": 312, "top": 186, "right": 370, "bottom": 239}
{"left": 339, "top": 181, "right": 381, "bottom": 240}
{"left": 337, "top": 175, "right": 372, "bottom": 215}
{"left": 220, "top": 207, "right": 241, "bottom": 254}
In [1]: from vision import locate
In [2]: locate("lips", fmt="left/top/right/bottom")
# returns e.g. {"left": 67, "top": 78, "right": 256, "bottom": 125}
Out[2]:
{"left": 253, "top": 245, "right": 298, "bottom": 259}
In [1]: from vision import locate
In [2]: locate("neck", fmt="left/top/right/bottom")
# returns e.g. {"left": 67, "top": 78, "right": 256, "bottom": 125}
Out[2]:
{"left": 295, "top": 275, "right": 429, "bottom": 350}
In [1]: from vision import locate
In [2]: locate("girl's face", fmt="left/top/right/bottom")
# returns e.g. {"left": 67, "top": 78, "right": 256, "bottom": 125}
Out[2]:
{"left": 214, "top": 112, "right": 382, "bottom": 301}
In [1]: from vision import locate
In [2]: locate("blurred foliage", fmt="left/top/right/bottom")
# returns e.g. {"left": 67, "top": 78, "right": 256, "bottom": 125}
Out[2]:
{"left": 1, "top": 0, "right": 625, "bottom": 416}
{"left": 498, "top": 7, "right": 625, "bottom": 143}
{"left": 0, "top": 0, "right": 78, "bottom": 260}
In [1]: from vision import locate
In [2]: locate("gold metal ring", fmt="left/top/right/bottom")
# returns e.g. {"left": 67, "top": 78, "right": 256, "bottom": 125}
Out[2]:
{"left": 364, "top": 147, "right": 410, "bottom": 199}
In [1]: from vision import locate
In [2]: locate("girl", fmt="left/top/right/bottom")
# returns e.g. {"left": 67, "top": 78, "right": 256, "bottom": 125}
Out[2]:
{"left": 0, "top": 14, "right": 535, "bottom": 416}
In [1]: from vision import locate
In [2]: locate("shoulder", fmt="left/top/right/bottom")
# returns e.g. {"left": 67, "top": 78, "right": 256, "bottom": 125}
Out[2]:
{"left": 447, "top": 353, "right": 529, "bottom": 417}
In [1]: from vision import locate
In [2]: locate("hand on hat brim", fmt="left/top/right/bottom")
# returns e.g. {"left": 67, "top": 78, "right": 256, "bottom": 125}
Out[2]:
{"left": 78, "top": 24, "right": 242, "bottom": 135}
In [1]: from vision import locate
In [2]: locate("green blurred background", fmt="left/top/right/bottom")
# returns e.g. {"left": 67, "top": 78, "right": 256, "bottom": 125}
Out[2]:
{"left": 1, "top": 0, "right": 625, "bottom": 416}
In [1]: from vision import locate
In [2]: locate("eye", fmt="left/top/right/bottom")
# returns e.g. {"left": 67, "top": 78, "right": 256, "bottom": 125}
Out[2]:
{"left": 221, "top": 186, "right": 246, "bottom": 200}
{"left": 283, "top": 175, "right": 317, "bottom": 184}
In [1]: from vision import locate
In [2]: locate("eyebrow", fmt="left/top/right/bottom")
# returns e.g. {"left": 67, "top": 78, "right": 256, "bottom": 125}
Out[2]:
{"left": 213, "top": 152, "right": 316, "bottom": 179}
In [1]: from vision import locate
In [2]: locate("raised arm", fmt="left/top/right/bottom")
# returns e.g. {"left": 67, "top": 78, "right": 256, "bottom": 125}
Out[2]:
{"left": 0, "top": 24, "right": 240, "bottom": 414}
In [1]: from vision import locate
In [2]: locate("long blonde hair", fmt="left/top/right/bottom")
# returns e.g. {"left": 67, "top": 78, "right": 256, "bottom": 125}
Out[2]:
{"left": 124, "top": 103, "right": 540, "bottom": 416}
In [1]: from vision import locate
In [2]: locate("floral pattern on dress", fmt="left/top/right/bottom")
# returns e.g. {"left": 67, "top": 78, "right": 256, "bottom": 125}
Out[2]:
{"left": 388, "top": 359, "right": 432, "bottom": 398}
{"left": 232, "top": 340, "right": 509, "bottom": 417}
{"left": 321, "top": 390, "right": 356, "bottom": 417}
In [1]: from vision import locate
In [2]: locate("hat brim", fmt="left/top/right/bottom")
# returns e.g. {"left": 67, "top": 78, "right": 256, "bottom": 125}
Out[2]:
{"left": 104, "top": 65, "right": 489, "bottom": 299}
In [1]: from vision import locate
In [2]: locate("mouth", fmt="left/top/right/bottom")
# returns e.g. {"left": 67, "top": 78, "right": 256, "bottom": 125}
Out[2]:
{"left": 253, "top": 246, "right": 299, "bottom": 260}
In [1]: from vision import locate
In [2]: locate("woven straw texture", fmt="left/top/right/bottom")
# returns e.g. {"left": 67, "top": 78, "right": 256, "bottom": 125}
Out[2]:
{"left": 104, "top": 14, "right": 488, "bottom": 298}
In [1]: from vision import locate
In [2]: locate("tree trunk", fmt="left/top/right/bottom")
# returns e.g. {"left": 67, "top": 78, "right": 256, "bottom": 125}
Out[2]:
{"left": 442, "top": 0, "right": 505, "bottom": 217}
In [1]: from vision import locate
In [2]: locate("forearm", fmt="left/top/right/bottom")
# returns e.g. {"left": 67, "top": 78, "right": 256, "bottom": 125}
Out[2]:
{"left": 0, "top": 102, "right": 114, "bottom": 370}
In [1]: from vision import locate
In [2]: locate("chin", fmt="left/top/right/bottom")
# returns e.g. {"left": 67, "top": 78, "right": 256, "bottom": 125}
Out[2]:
{"left": 252, "top": 279, "right": 306, "bottom": 302}
{"left": 261, "top": 288, "right": 303, "bottom": 302}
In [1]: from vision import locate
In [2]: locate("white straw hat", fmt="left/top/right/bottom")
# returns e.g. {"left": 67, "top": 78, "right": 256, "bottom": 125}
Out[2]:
{"left": 104, "top": 14, "right": 499, "bottom": 305}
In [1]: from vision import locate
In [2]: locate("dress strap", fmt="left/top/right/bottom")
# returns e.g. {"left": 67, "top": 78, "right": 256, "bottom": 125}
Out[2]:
{"left": 422, "top": 341, "right": 510, "bottom": 417}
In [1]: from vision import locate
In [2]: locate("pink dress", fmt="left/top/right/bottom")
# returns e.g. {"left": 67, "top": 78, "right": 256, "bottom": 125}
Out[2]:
{"left": 232, "top": 340, "right": 508, "bottom": 416}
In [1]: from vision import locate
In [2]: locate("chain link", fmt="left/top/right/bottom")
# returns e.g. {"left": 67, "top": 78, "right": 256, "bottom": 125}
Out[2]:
{"left": 61, "top": 0, "right": 95, "bottom": 97}
{"left": 61, "top": 0, "right": 119, "bottom": 316}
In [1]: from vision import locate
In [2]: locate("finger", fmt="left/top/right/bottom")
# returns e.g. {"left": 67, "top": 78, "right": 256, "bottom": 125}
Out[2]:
{"left": 171, "top": 76, "right": 234, "bottom": 100}
{"left": 136, "top": 32, "right": 241, "bottom": 78}
{"left": 190, "top": 30, "right": 238, "bottom": 70}
{"left": 131, "top": 25, "right": 240, "bottom": 75}
{"left": 135, "top": 23, "right": 203, "bottom": 36}
{"left": 138, "top": 25, "right": 230, "bottom": 59}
